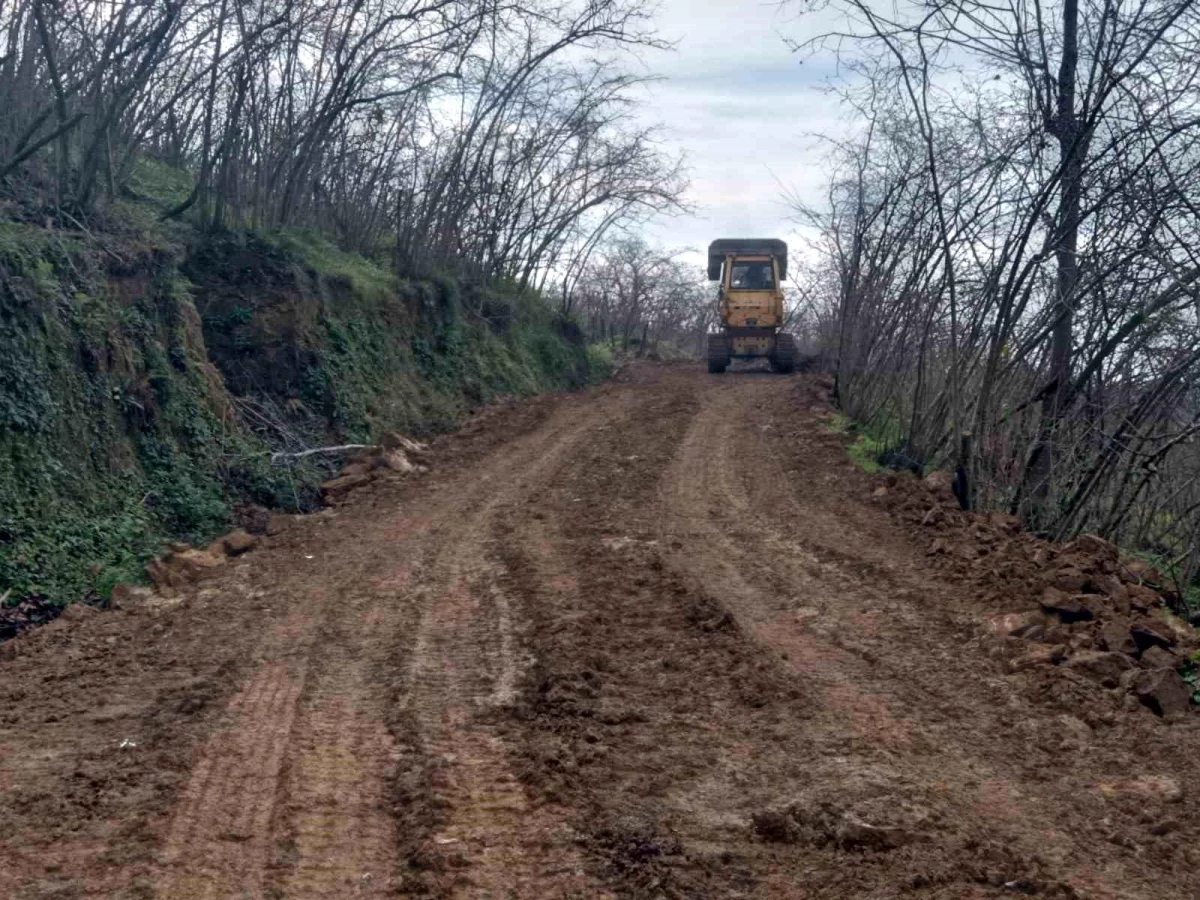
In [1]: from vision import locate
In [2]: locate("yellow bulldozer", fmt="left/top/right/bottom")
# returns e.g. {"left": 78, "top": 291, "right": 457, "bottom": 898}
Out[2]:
{"left": 705, "top": 238, "right": 794, "bottom": 374}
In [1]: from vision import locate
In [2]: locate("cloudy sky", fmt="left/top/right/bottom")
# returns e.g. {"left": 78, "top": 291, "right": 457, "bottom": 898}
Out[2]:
{"left": 627, "top": 0, "right": 853, "bottom": 269}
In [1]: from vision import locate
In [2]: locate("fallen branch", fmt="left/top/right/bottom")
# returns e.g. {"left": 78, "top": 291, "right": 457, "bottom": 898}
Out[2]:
{"left": 58, "top": 210, "right": 128, "bottom": 266}
{"left": 270, "top": 443, "right": 374, "bottom": 465}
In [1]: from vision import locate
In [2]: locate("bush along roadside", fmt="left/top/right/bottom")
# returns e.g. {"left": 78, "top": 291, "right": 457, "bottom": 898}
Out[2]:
{"left": 0, "top": 222, "right": 596, "bottom": 636}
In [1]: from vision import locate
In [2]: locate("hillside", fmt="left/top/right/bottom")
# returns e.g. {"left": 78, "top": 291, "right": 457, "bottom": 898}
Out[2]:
{"left": 0, "top": 203, "right": 598, "bottom": 630}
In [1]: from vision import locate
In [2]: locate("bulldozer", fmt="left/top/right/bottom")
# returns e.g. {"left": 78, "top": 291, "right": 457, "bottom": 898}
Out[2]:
{"left": 705, "top": 238, "right": 795, "bottom": 374}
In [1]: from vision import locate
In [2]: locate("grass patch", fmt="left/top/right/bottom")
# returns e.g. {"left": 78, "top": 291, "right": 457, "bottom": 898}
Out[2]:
{"left": 821, "top": 410, "right": 934, "bottom": 476}
{"left": 267, "top": 228, "right": 397, "bottom": 303}
{"left": 821, "top": 411, "right": 881, "bottom": 473}
{"left": 847, "top": 434, "right": 883, "bottom": 474}
{"left": 586, "top": 343, "right": 616, "bottom": 382}
{"left": 127, "top": 157, "right": 194, "bottom": 206}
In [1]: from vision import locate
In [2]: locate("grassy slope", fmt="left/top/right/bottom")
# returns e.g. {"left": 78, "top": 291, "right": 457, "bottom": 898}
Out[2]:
{"left": 0, "top": 165, "right": 597, "bottom": 614}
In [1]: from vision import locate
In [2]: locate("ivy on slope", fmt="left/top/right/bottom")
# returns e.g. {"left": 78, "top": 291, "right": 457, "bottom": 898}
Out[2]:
{"left": 0, "top": 222, "right": 592, "bottom": 615}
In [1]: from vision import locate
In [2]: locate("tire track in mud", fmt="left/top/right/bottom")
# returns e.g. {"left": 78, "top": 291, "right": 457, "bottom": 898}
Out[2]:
{"left": 392, "top": 393, "right": 635, "bottom": 898}
{"left": 155, "top": 558, "right": 422, "bottom": 899}
{"left": 658, "top": 381, "right": 1056, "bottom": 848}
{"left": 270, "top": 578, "right": 412, "bottom": 899}
{"left": 488, "top": 377, "right": 800, "bottom": 897}
{"left": 156, "top": 619, "right": 314, "bottom": 899}
{"left": 154, "top": 395, "right": 629, "bottom": 900}
{"left": 656, "top": 375, "right": 1173, "bottom": 898}
{"left": 658, "top": 380, "right": 917, "bottom": 738}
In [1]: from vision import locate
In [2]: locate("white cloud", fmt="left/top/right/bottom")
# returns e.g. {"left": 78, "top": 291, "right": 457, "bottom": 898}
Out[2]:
{"left": 628, "top": 0, "right": 855, "bottom": 272}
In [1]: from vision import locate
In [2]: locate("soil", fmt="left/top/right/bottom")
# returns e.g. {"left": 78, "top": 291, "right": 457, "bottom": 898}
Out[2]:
{"left": 2, "top": 363, "right": 1199, "bottom": 899}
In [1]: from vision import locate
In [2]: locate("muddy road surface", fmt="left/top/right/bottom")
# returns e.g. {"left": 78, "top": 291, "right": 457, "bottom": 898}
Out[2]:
{"left": 2, "top": 364, "right": 1199, "bottom": 899}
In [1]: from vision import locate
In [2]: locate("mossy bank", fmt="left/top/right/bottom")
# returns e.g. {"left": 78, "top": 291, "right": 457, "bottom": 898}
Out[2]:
{"left": 0, "top": 221, "right": 597, "bottom": 624}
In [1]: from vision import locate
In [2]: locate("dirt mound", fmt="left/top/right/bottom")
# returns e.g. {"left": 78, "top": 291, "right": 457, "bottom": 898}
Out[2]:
{"left": 875, "top": 472, "right": 1198, "bottom": 719}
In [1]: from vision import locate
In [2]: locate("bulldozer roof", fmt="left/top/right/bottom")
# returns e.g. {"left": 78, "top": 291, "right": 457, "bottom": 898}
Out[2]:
{"left": 707, "top": 238, "right": 788, "bottom": 281}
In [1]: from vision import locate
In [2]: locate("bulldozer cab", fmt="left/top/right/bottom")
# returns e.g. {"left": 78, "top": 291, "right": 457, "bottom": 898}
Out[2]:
{"left": 727, "top": 258, "right": 776, "bottom": 290}
{"left": 707, "top": 239, "right": 787, "bottom": 282}
{"left": 708, "top": 239, "right": 786, "bottom": 329}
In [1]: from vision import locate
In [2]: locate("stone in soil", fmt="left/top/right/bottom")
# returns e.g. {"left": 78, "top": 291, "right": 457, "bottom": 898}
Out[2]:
{"left": 1008, "top": 644, "right": 1067, "bottom": 673}
{"left": 1039, "top": 588, "right": 1094, "bottom": 623}
{"left": 1049, "top": 568, "right": 1091, "bottom": 594}
{"left": 1126, "top": 583, "right": 1160, "bottom": 613}
{"left": 834, "top": 814, "right": 919, "bottom": 851}
{"left": 1099, "top": 618, "right": 1138, "bottom": 656}
{"left": 1098, "top": 774, "right": 1184, "bottom": 803}
{"left": 1064, "top": 534, "right": 1118, "bottom": 561}
{"left": 1065, "top": 651, "right": 1135, "bottom": 687}
{"left": 1121, "top": 559, "right": 1164, "bottom": 585}
{"left": 219, "top": 529, "right": 258, "bottom": 556}
{"left": 149, "top": 549, "right": 225, "bottom": 588}
{"left": 59, "top": 602, "right": 99, "bottom": 622}
{"left": 1138, "top": 646, "right": 1178, "bottom": 671}
{"left": 381, "top": 450, "right": 417, "bottom": 473}
{"left": 1093, "top": 574, "right": 1130, "bottom": 606}
{"left": 320, "top": 472, "right": 372, "bottom": 500}
{"left": 987, "top": 610, "right": 1046, "bottom": 639}
{"left": 381, "top": 431, "right": 430, "bottom": 460}
{"left": 1130, "top": 623, "right": 1174, "bottom": 652}
{"left": 110, "top": 583, "right": 155, "bottom": 608}
{"left": 1131, "top": 668, "right": 1192, "bottom": 717}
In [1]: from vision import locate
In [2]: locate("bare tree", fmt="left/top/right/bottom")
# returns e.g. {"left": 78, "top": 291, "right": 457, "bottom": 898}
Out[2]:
{"left": 0, "top": 0, "right": 685, "bottom": 272}
{"left": 789, "top": 0, "right": 1200, "bottom": 606}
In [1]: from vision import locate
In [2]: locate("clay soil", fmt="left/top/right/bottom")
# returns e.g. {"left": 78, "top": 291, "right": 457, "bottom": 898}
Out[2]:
{"left": 2, "top": 364, "right": 1199, "bottom": 899}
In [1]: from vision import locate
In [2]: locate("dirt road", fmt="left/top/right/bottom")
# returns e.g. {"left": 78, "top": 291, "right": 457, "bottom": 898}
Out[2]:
{"left": 2, "top": 364, "right": 1198, "bottom": 899}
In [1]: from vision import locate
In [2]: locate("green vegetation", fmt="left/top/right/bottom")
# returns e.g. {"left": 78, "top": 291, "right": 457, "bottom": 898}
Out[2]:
{"left": 0, "top": 221, "right": 323, "bottom": 608}
{"left": 1, "top": 186, "right": 598, "bottom": 615}
{"left": 822, "top": 411, "right": 884, "bottom": 474}
{"left": 126, "top": 156, "right": 195, "bottom": 207}
{"left": 267, "top": 229, "right": 397, "bottom": 304}
{"left": 586, "top": 343, "right": 617, "bottom": 382}
{"left": 1182, "top": 651, "right": 1200, "bottom": 705}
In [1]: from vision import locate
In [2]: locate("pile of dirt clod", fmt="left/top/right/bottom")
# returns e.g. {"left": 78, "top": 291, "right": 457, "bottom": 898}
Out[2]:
{"left": 874, "top": 471, "right": 1198, "bottom": 720}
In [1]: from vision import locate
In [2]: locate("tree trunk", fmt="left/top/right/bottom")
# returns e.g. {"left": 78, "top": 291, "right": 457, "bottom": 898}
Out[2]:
{"left": 1019, "top": 0, "right": 1080, "bottom": 533}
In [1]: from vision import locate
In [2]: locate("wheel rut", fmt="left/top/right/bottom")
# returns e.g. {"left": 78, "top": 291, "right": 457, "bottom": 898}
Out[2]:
{"left": 157, "top": 622, "right": 313, "bottom": 899}
{"left": 393, "top": 397, "right": 631, "bottom": 898}
{"left": 152, "top": 395, "right": 629, "bottom": 900}
{"left": 656, "top": 377, "right": 1163, "bottom": 896}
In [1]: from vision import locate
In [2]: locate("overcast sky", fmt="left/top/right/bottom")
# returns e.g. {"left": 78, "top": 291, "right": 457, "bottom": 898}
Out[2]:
{"left": 628, "top": 0, "right": 851, "bottom": 271}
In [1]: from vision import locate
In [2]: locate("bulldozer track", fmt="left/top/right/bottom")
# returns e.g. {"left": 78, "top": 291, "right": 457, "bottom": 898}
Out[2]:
{"left": 158, "top": 657, "right": 309, "bottom": 899}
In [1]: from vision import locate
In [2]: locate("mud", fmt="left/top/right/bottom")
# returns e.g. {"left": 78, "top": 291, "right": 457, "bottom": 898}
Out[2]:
{"left": 1, "top": 364, "right": 1198, "bottom": 899}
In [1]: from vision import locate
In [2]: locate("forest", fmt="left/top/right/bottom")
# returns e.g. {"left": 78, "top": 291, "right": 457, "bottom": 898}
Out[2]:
{"left": 0, "top": 0, "right": 689, "bottom": 276}
{"left": 788, "top": 0, "right": 1200, "bottom": 613}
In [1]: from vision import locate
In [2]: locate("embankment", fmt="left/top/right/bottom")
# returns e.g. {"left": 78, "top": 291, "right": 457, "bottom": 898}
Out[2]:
{"left": 0, "top": 221, "right": 594, "bottom": 627}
